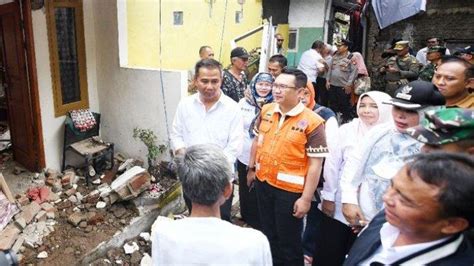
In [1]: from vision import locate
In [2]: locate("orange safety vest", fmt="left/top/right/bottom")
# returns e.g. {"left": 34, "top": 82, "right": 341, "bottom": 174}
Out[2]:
{"left": 255, "top": 103, "right": 325, "bottom": 193}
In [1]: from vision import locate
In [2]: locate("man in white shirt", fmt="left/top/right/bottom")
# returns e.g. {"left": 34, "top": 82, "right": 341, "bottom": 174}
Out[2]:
{"left": 171, "top": 58, "right": 244, "bottom": 221}
{"left": 344, "top": 152, "right": 474, "bottom": 265}
{"left": 298, "top": 41, "right": 326, "bottom": 86}
{"left": 416, "top": 37, "right": 450, "bottom": 66}
{"left": 152, "top": 144, "right": 272, "bottom": 265}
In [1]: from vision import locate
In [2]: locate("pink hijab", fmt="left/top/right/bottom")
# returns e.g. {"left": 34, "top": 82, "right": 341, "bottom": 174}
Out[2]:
{"left": 351, "top": 52, "right": 368, "bottom": 76}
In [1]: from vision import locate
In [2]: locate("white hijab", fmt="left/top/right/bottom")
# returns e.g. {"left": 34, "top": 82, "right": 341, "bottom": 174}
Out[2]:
{"left": 355, "top": 91, "right": 393, "bottom": 136}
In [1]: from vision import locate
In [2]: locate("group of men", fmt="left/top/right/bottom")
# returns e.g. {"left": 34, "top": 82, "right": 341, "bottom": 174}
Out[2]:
{"left": 379, "top": 38, "right": 473, "bottom": 108}
{"left": 151, "top": 35, "right": 474, "bottom": 265}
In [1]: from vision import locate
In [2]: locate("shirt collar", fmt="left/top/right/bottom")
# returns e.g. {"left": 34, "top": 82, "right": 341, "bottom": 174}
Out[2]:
{"left": 379, "top": 222, "right": 449, "bottom": 254}
{"left": 194, "top": 91, "right": 224, "bottom": 110}
{"left": 273, "top": 102, "right": 305, "bottom": 117}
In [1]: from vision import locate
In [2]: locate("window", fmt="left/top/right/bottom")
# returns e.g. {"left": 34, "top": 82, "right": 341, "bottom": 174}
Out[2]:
{"left": 235, "top": 11, "right": 242, "bottom": 23}
{"left": 46, "top": 0, "right": 88, "bottom": 117}
{"left": 173, "top": 11, "right": 183, "bottom": 25}
{"left": 288, "top": 29, "right": 298, "bottom": 51}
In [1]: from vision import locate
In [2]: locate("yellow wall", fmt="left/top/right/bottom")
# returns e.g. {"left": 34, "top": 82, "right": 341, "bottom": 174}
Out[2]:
{"left": 127, "top": 0, "right": 263, "bottom": 70}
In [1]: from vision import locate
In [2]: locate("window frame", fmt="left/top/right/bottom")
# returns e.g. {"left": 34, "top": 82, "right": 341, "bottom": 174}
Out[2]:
{"left": 288, "top": 28, "right": 298, "bottom": 52}
{"left": 46, "top": 0, "right": 89, "bottom": 117}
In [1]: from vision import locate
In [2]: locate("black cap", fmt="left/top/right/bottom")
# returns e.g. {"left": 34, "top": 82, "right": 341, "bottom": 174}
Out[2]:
{"left": 459, "top": 45, "right": 474, "bottom": 55}
{"left": 384, "top": 80, "right": 446, "bottom": 110}
{"left": 230, "top": 47, "right": 250, "bottom": 59}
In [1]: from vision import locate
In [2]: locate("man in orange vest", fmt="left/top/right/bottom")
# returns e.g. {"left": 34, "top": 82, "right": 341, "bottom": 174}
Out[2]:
{"left": 247, "top": 68, "right": 328, "bottom": 265}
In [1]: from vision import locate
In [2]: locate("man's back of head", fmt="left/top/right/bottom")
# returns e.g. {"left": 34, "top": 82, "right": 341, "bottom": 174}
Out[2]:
{"left": 175, "top": 144, "right": 232, "bottom": 208}
{"left": 152, "top": 144, "right": 272, "bottom": 265}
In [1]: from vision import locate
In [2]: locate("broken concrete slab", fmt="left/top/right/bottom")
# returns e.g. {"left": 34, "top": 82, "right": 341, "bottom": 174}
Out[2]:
{"left": 80, "top": 184, "right": 184, "bottom": 265}
{"left": 0, "top": 224, "right": 20, "bottom": 250}
{"left": 40, "top": 202, "right": 56, "bottom": 213}
{"left": 15, "top": 201, "right": 41, "bottom": 224}
{"left": 11, "top": 235, "right": 25, "bottom": 254}
{"left": 110, "top": 166, "right": 151, "bottom": 201}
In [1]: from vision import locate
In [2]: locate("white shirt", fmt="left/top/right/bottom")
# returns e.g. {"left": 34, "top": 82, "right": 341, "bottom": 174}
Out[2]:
{"left": 237, "top": 98, "right": 258, "bottom": 166}
{"left": 171, "top": 92, "right": 244, "bottom": 168}
{"left": 298, "top": 49, "right": 324, "bottom": 83}
{"left": 321, "top": 119, "right": 357, "bottom": 224}
{"left": 151, "top": 216, "right": 272, "bottom": 265}
{"left": 361, "top": 222, "right": 449, "bottom": 265}
{"left": 416, "top": 46, "right": 451, "bottom": 66}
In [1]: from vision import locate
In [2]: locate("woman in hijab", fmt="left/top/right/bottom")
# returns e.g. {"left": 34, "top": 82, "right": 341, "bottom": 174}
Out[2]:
{"left": 237, "top": 72, "right": 274, "bottom": 229}
{"left": 313, "top": 91, "right": 393, "bottom": 266}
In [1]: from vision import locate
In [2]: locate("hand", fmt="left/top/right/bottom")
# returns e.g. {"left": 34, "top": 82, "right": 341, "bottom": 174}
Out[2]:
{"left": 342, "top": 203, "right": 366, "bottom": 227}
{"left": 326, "top": 81, "right": 330, "bottom": 89}
{"left": 293, "top": 197, "right": 311, "bottom": 218}
{"left": 321, "top": 200, "right": 335, "bottom": 217}
{"left": 379, "top": 67, "right": 386, "bottom": 73}
{"left": 386, "top": 65, "right": 399, "bottom": 73}
{"left": 343, "top": 86, "right": 353, "bottom": 94}
{"left": 246, "top": 168, "right": 256, "bottom": 187}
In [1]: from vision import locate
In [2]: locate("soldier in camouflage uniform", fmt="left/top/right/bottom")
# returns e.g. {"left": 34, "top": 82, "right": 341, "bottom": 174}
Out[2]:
{"left": 418, "top": 46, "right": 446, "bottom": 82}
{"left": 379, "top": 41, "right": 420, "bottom": 97}
{"left": 407, "top": 108, "right": 474, "bottom": 154}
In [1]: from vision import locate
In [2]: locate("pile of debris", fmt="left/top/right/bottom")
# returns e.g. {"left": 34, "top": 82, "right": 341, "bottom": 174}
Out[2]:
{"left": 0, "top": 154, "right": 179, "bottom": 265}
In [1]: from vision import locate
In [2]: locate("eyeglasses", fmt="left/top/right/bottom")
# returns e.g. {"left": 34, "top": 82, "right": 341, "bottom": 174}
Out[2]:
{"left": 272, "top": 83, "right": 296, "bottom": 90}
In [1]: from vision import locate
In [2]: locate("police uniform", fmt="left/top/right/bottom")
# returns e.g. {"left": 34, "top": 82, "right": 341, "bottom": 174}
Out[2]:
{"left": 383, "top": 41, "right": 420, "bottom": 97}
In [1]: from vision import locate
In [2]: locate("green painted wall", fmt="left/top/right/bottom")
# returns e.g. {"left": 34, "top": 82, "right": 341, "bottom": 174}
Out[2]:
{"left": 286, "top": 27, "right": 324, "bottom": 68}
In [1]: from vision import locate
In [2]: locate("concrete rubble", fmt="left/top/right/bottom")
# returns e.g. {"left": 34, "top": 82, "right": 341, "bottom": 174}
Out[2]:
{"left": 0, "top": 153, "right": 176, "bottom": 264}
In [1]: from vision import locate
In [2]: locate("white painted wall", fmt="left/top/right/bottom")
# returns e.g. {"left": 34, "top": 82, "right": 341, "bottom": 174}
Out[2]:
{"left": 32, "top": 0, "right": 100, "bottom": 170}
{"left": 0, "top": 0, "right": 13, "bottom": 5}
{"left": 289, "top": 0, "right": 327, "bottom": 28}
{"left": 92, "top": 0, "right": 185, "bottom": 164}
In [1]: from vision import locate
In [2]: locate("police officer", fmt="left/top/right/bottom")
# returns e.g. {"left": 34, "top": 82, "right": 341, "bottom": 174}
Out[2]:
{"left": 418, "top": 46, "right": 446, "bottom": 82}
{"left": 380, "top": 41, "right": 420, "bottom": 97}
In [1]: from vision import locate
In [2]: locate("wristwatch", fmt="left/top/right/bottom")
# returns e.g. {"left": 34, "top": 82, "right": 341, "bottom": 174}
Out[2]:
{"left": 247, "top": 166, "right": 256, "bottom": 171}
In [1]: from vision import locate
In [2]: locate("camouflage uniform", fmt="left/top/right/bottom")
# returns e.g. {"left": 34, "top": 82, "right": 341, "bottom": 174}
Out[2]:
{"left": 407, "top": 108, "right": 474, "bottom": 145}
{"left": 418, "top": 63, "right": 436, "bottom": 82}
{"left": 383, "top": 54, "right": 420, "bottom": 97}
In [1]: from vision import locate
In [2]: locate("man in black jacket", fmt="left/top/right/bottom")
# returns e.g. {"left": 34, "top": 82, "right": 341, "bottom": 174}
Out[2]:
{"left": 344, "top": 152, "right": 474, "bottom": 265}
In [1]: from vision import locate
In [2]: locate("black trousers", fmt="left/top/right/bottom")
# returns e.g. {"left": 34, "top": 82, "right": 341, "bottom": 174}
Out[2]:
{"left": 315, "top": 77, "right": 329, "bottom": 106}
{"left": 255, "top": 179, "right": 303, "bottom": 266}
{"left": 237, "top": 160, "right": 261, "bottom": 230}
{"left": 328, "top": 85, "right": 354, "bottom": 124}
{"left": 312, "top": 213, "right": 357, "bottom": 266}
{"left": 183, "top": 184, "right": 234, "bottom": 222}
{"left": 302, "top": 201, "right": 324, "bottom": 258}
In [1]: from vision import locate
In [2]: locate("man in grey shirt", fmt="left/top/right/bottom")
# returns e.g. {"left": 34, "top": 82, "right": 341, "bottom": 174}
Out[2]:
{"left": 326, "top": 39, "right": 358, "bottom": 124}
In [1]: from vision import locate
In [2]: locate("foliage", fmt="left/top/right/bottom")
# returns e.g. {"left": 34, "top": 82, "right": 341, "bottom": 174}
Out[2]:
{"left": 133, "top": 128, "right": 166, "bottom": 166}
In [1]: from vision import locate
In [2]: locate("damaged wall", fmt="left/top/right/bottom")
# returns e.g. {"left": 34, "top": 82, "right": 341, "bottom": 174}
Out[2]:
{"left": 92, "top": 0, "right": 186, "bottom": 164}
{"left": 32, "top": 0, "right": 100, "bottom": 170}
{"left": 366, "top": 0, "right": 474, "bottom": 73}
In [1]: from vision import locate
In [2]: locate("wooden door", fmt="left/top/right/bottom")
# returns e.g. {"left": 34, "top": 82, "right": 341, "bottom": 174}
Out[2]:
{"left": 0, "top": 2, "right": 38, "bottom": 171}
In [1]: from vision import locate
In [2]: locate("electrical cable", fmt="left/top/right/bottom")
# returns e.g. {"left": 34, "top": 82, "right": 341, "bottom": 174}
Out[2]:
{"left": 157, "top": 0, "right": 172, "bottom": 149}
{"left": 218, "top": 0, "right": 229, "bottom": 62}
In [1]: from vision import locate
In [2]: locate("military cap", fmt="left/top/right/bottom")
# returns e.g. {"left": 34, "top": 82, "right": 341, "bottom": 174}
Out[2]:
{"left": 393, "top": 40, "right": 410, "bottom": 51}
{"left": 459, "top": 45, "right": 474, "bottom": 55}
{"left": 427, "top": 46, "right": 447, "bottom": 55}
{"left": 384, "top": 80, "right": 445, "bottom": 110}
{"left": 407, "top": 108, "right": 474, "bottom": 145}
{"left": 335, "top": 39, "right": 352, "bottom": 47}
